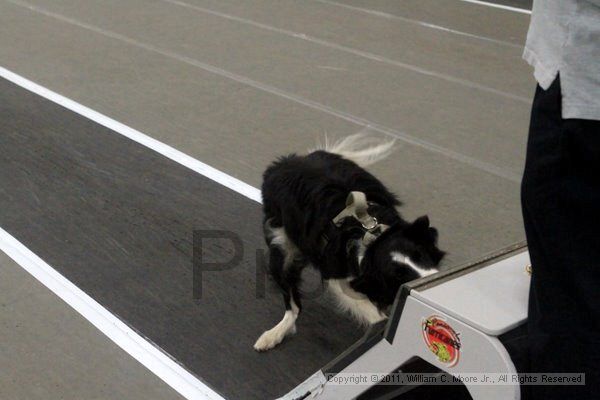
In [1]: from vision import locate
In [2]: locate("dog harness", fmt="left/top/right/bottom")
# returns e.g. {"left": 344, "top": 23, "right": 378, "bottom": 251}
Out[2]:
{"left": 332, "top": 192, "right": 377, "bottom": 229}
{"left": 321, "top": 191, "right": 389, "bottom": 256}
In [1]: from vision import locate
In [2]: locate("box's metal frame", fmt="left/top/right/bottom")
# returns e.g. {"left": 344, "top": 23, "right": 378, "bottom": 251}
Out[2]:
{"left": 279, "top": 242, "right": 528, "bottom": 400}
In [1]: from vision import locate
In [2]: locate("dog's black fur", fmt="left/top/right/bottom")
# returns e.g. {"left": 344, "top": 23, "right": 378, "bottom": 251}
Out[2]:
{"left": 261, "top": 150, "right": 445, "bottom": 313}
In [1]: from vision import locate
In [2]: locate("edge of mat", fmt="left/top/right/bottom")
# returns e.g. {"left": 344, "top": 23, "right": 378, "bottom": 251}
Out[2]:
{"left": 0, "top": 66, "right": 262, "bottom": 204}
{"left": 0, "top": 226, "right": 227, "bottom": 400}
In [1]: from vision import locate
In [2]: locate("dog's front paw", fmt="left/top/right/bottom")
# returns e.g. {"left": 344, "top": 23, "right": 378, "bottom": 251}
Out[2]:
{"left": 253, "top": 325, "right": 295, "bottom": 352}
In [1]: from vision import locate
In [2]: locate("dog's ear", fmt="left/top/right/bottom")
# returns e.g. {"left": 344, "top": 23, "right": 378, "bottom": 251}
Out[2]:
{"left": 413, "top": 215, "right": 430, "bottom": 230}
{"left": 405, "top": 215, "right": 430, "bottom": 238}
{"left": 406, "top": 215, "right": 439, "bottom": 244}
{"left": 427, "top": 226, "right": 439, "bottom": 242}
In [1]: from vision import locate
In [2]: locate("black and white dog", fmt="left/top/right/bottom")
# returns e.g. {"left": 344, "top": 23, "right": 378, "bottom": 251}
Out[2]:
{"left": 254, "top": 134, "right": 445, "bottom": 351}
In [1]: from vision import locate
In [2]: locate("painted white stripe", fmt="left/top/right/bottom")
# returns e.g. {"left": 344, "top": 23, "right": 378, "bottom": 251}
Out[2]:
{"left": 163, "top": 0, "right": 522, "bottom": 51}
{"left": 456, "top": 0, "right": 531, "bottom": 14}
{"left": 9, "top": 0, "right": 529, "bottom": 106}
{"left": 163, "top": 0, "right": 526, "bottom": 103}
{"left": 1, "top": 2, "right": 523, "bottom": 183}
{"left": 0, "top": 227, "right": 226, "bottom": 400}
{"left": 161, "top": 0, "right": 527, "bottom": 101}
{"left": 0, "top": 66, "right": 262, "bottom": 204}
{"left": 312, "top": 0, "right": 523, "bottom": 48}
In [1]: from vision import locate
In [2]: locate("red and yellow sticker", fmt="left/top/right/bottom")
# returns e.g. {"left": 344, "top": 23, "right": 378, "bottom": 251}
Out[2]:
{"left": 422, "top": 315, "right": 461, "bottom": 367}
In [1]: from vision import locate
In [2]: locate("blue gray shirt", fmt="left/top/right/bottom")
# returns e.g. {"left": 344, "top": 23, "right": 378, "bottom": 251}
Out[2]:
{"left": 524, "top": 0, "right": 600, "bottom": 120}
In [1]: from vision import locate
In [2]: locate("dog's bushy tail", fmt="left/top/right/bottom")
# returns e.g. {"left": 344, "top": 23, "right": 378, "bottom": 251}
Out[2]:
{"left": 317, "top": 132, "right": 396, "bottom": 167}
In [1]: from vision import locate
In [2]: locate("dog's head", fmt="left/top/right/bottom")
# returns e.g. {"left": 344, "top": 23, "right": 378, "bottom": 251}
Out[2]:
{"left": 350, "top": 216, "right": 445, "bottom": 309}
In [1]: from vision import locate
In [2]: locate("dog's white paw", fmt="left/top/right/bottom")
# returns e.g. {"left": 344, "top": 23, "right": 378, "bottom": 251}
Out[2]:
{"left": 253, "top": 324, "right": 296, "bottom": 352}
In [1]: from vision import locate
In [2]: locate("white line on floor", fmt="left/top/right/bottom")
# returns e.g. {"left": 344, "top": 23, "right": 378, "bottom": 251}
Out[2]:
{"left": 2, "top": 1, "right": 523, "bottom": 183}
{"left": 0, "top": 227, "right": 226, "bottom": 400}
{"left": 0, "top": 66, "right": 262, "bottom": 204}
{"left": 456, "top": 0, "right": 531, "bottom": 14}
{"left": 160, "top": 0, "right": 527, "bottom": 99}
{"left": 311, "top": 0, "right": 523, "bottom": 48}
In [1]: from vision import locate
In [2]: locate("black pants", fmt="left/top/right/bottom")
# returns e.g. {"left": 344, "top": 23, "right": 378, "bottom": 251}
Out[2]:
{"left": 522, "top": 77, "right": 600, "bottom": 399}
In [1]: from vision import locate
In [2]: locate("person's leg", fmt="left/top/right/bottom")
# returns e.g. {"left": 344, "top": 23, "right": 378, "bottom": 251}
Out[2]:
{"left": 521, "top": 77, "right": 600, "bottom": 399}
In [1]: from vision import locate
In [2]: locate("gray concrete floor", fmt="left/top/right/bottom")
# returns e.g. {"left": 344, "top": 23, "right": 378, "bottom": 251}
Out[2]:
{"left": 0, "top": 251, "right": 185, "bottom": 400}
{"left": 0, "top": 0, "right": 534, "bottom": 265}
{"left": 0, "top": 0, "right": 533, "bottom": 397}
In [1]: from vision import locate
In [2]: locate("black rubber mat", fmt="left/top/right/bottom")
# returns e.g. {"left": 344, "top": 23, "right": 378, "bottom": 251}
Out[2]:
{"left": 0, "top": 78, "right": 363, "bottom": 399}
